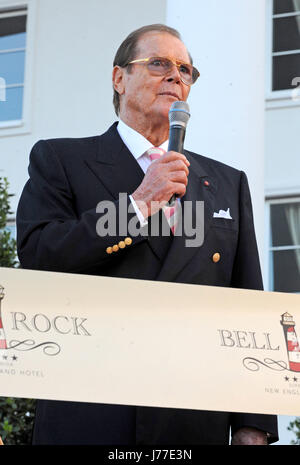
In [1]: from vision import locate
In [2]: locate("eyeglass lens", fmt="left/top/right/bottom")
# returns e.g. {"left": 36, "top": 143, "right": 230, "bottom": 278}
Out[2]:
{"left": 147, "top": 58, "right": 197, "bottom": 84}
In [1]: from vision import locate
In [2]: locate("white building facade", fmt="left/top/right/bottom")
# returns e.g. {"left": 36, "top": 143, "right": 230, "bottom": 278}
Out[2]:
{"left": 0, "top": 0, "right": 299, "bottom": 445}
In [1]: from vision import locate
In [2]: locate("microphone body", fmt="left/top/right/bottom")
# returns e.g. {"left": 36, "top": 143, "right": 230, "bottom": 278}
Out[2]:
{"left": 168, "top": 101, "right": 190, "bottom": 204}
{"left": 168, "top": 125, "right": 186, "bottom": 154}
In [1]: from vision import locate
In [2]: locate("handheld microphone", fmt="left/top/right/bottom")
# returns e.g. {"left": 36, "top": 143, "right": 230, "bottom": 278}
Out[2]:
{"left": 168, "top": 101, "right": 191, "bottom": 204}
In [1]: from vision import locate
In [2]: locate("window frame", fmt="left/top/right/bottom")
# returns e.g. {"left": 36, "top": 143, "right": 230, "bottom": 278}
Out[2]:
{"left": 0, "top": 0, "right": 37, "bottom": 137}
{"left": 266, "top": 0, "right": 300, "bottom": 109}
{"left": 265, "top": 196, "right": 300, "bottom": 292}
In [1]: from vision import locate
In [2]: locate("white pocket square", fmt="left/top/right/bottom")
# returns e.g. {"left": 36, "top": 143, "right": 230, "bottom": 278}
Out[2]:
{"left": 213, "top": 208, "right": 232, "bottom": 219}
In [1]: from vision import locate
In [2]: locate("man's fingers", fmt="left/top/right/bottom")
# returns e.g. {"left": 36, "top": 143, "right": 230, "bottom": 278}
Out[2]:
{"left": 166, "top": 160, "right": 189, "bottom": 175}
{"left": 169, "top": 170, "right": 188, "bottom": 185}
{"left": 159, "top": 151, "right": 190, "bottom": 167}
{"left": 171, "top": 182, "right": 187, "bottom": 198}
{"left": 148, "top": 158, "right": 189, "bottom": 176}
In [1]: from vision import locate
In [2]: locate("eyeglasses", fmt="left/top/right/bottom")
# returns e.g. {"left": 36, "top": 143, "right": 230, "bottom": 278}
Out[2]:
{"left": 127, "top": 56, "right": 200, "bottom": 86}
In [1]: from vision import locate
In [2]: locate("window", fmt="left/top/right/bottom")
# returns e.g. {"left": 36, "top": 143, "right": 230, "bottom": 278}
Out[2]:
{"left": 0, "top": 6, "right": 27, "bottom": 126}
{"left": 268, "top": 198, "right": 300, "bottom": 293}
{"left": 271, "top": 0, "right": 300, "bottom": 92}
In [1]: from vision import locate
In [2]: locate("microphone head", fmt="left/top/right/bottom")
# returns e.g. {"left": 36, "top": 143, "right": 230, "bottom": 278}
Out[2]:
{"left": 168, "top": 101, "right": 190, "bottom": 128}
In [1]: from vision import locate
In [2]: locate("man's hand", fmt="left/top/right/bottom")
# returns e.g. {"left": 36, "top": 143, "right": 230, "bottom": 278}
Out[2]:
{"left": 131, "top": 151, "right": 190, "bottom": 219}
{"left": 231, "top": 427, "right": 268, "bottom": 445}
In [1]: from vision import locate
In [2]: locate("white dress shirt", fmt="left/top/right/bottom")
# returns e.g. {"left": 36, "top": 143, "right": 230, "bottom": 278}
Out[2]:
{"left": 117, "top": 119, "right": 169, "bottom": 226}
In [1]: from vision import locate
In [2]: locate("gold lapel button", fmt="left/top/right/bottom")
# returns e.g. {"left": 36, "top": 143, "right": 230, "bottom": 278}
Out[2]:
{"left": 112, "top": 244, "right": 119, "bottom": 252}
{"left": 119, "top": 241, "right": 126, "bottom": 249}
{"left": 212, "top": 252, "right": 220, "bottom": 263}
{"left": 124, "top": 237, "right": 133, "bottom": 246}
{"left": 106, "top": 247, "right": 113, "bottom": 255}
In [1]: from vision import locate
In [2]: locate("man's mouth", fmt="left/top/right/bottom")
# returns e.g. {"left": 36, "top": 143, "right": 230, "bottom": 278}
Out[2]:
{"left": 158, "top": 92, "right": 180, "bottom": 100}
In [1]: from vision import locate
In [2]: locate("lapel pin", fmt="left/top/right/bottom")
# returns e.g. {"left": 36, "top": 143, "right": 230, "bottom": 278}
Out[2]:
{"left": 204, "top": 180, "right": 210, "bottom": 187}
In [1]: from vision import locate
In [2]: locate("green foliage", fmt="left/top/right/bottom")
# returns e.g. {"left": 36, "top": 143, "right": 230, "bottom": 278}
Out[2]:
{"left": 0, "top": 177, "right": 17, "bottom": 267}
{"left": 0, "top": 177, "right": 36, "bottom": 445}
{"left": 0, "top": 398, "right": 36, "bottom": 445}
{"left": 288, "top": 417, "right": 300, "bottom": 445}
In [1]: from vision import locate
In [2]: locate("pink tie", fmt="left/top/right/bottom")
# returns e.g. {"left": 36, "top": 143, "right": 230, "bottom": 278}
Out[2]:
{"left": 147, "top": 147, "right": 179, "bottom": 235}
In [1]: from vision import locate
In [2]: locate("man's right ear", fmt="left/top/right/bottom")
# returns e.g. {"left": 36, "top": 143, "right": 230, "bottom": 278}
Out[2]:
{"left": 112, "top": 66, "right": 125, "bottom": 96}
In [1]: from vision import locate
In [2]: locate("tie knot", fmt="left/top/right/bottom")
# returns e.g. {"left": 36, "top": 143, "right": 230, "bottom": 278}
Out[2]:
{"left": 148, "top": 147, "right": 165, "bottom": 161}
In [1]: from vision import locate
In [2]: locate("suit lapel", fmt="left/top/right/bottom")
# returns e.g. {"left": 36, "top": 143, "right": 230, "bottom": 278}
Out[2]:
{"left": 85, "top": 123, "right": 145, "bottom": 200}
{"left": 156, "top": 150, "right": 218, "bottom": 282}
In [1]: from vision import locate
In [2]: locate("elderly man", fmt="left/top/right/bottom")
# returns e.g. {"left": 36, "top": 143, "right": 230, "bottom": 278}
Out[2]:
{"left": 17, "top": 24, "right": 278, "bottom": 445}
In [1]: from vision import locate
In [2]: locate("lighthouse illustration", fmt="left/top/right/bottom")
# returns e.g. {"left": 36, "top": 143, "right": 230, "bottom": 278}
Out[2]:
{"left": 0, "top": 285, "right": 7, "bottom": 350}
{"left": 281, "top": 312, "right": 300, "bottom": 372}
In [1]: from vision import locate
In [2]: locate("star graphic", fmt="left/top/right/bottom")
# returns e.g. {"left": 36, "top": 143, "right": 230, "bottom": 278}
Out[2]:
{"left": 11, "top": 355, "right": 17, "bottom": 362}
{"left": 2, "top": 355, "right": 7, "bottom": 361}
{"left": 284, "top": 376, "right": 289, "bottom": 381}
{"left": 293, "top": 377, "right": 298, "bottom": 382}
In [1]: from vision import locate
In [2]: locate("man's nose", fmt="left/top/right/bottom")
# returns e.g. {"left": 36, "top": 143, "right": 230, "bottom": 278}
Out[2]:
{"left": 166, "top": 64, "right": 181, "bottom": 83}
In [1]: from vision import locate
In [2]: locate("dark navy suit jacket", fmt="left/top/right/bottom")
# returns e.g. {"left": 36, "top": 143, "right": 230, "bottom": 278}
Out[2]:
{"left": 16, "top": 123, "right": 278, "bottom": 444}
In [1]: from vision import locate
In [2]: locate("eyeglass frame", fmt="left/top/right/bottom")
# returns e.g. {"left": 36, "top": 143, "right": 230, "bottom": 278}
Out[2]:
{"left": 126, "top": 56, "right": 200, "bottom": 86}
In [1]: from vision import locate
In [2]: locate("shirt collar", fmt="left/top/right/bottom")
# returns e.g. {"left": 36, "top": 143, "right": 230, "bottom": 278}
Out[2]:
{"left": 117, "top": 119, "right": 169, "bottom": 160}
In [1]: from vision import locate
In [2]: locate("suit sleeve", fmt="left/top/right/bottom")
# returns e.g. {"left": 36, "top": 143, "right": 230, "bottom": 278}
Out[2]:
{"left": 230, "top": 171, "right": 263, "bottom": 290}
{"left": 16, "top": 140, "right": 144, "bottom": 273}
{"left": 229, "top": 171, "right": 278, "bottom": 443}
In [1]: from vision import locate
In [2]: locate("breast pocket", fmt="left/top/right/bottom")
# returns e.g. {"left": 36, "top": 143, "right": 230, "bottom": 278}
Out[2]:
{"left": 211, "top": 217, "right": 237, "bottom": 231}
